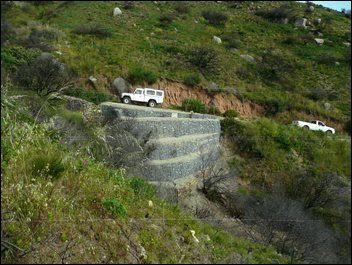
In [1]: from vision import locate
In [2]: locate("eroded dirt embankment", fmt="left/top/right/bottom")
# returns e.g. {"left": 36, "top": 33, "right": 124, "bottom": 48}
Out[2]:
{"left": 151, "top": 78, "right": 264, "bottom": 118}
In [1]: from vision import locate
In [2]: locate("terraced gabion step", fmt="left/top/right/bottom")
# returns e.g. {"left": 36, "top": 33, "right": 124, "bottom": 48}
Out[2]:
{"left": 143, "top": 149, "right": 219, "bottom": 181}
{"left": 129, "top": 117, "right": 220, "bottom": 138}
{"left": 100, "top": 102, "right": 218, "bottom": 120}
{"left": 146, "top": 133, "right": 220, "bottom": 160}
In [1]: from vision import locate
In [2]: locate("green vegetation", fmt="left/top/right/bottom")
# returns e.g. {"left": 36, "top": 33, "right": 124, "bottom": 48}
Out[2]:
{"left": 2, "top": 1, "right": 350, "bottom": 125}
{"left": 221, "top": 116, "right": 351, "bottom": 262}
{"left": 1, "top": 87, "right": 291, "bottom": 263}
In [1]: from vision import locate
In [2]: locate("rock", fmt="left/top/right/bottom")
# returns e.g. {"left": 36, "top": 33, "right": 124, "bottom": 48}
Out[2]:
{"left": 316, "top": 18, "right": 322, "bottom": 24}
{"left": 207, "top": 81, "right": 220, "bottom": 92}
{"left": 309, "top": 5, "right": 314, "bottom": 12}
{"left": 282, "top": 18, "right": 289, "bottom": 24}
{"left": 240, "top": 54, "right": 255, "bottom": 62}
{"left": 139, "top": 246, "right": 147, "bottom": 260}
{"left": 343, "top": 42, "right": 351, "bottom": 47}
{"left": 112, "top": 77, "right": 131, "bottom": 97}
{"left": 148, "top": 200, "right": 154, "bottom": 208}
{"left": 88, "top": 76, "right": 97, "bottom": 83}
{"left": 54, "top": 51, "right": 62, "bottom": 55}
{"left": 63, "top": 95, "right": 94, "bottom": 111}
{"left": 324, "top": 102, "right": 331, "bottom": 111}
{"left": 113, "top": 7, "right": 122, "bottom": 16}
{"left": 335, "top": 61, "right": 340, "bottom": 66}
{"left": 314, "top": 38, "right": 324, "bottom": 45}
{"left": 213, "top": 36, "right": 222, "bottom": 44}
{"left": 294, "top": 18, "right": 307, "bottom": 29}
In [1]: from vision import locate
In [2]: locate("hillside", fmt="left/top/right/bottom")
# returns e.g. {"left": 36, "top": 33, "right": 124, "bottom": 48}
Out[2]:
{"left": 2, "top": 1, "right": 351, "bottom": 126}
{"left": 1, "top": 1, "right": 351, "bottom": 264}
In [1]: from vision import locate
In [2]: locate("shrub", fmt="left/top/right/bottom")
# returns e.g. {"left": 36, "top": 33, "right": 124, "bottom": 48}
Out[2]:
{"left": 23, "top": 27, "right": 62, "bottom": 51}
{"left": 129, "top": 178, "right": 155, "bottom": 199}
{"left": 174, "top": 2, "right": 190, "bottom": 13}
{"left": 223, "top": 109, "right": 238, "bottom": 118}
{"left": 72, "top": 24, "right": 112, "bottom": 38}
{"left": 123, "top": 1, "right": 135, "bottom": 9}
{"left": 255, "top": 5, "right": 294, "bottom": 22}
{"left": 259, "top": 50, "right": 296, "bottom": 80}
{"left": 265, "top": 98, "right": 288, "bottom": 116}
{"left": 159, "top": 14, "right": 174, "bottom": 28}
{"left": 201, "top": 10, "right": 228, "bottom": 25}
{"left": 182, "top": 98, "right": 208, "bottom": 113}
{"left": 184, "top": 73, "right": 201, "bottom": 86}
{"left": 14, "top": 53, "right": 74, "bottom": 96}
{"left": 1, "top": 22, "right": 16, "bottom": 45}
{"left": 1, "top": 46, "right": 41, "bottom": 71}
{"left": 188, "top": 47, "right": 219, "bottom": 74}
{"left": 222, "top": 33, "right": 241, "bottom": 49}
{"left": 102, "top": 198, "right": 127, "bottom": 218}
{"left": 127, "top": 66, "right": 158, "bottom": 84}
{"left": 31, "top": 150, "right": 65, "bottom": 180}
{"left": 64, "top": 87, "right": 113, "bottom": 104}
{"left": 316, "top": 55, "right": 339, "bottom": 65}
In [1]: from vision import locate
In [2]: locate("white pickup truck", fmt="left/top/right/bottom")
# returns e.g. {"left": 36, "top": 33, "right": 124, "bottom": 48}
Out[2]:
{"left": 121, "top": 88, "right": 164, "bottom": 107}
{"left": 292, "top": 120, "right": 335, "bottom": 134}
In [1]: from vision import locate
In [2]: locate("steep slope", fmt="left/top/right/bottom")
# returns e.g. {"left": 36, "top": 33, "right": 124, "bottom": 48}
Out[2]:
{"left": 2, "top": 1, "right": 350, "bottom": 126}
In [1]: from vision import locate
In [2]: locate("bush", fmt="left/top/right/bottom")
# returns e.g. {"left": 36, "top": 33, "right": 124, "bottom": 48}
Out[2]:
{"left": 64, "top": 87, "right": 113, "bottom": 104}
{"left": 102, "top": 198, "right": 127, "bottom": 218}
{"left": 1, "top": 22, "right": 16, "bottom": 45}
{"left": 30, "top": 150, "right": 65, "bottom": 180}
{"left": 159, "top": 14, "right": 174, "bottom": 28}
{"left": 123, "top": 1, "right": 135, "bottom": 9}
{"left": 223, "top": 109, "right": 238, "bottom": 118}
{"left": 222, "top": 33, "right": 241, "bottom": 49}
{"left": 255, "top": 5, "right": 294, "bottom": 22}
{"left": 174, "top": 2, "right": 190, "bottom": 13}
{"left": 23, "top": 27, "right": 62, "bottom": 51}
{"left": 265, "top": 98, "right": 288, "bottom": 116}
{"left": 73, "top": 24, "right": 112, "bottom": 38}
{"left": 129, "top": 178, "right": 155, "bottom": 199}
{"left": 15, "top": 53, "right": 74, "bottom": 96}
{"left": 182, "top": 98, "right": 208, "bottom": 113}
{"left": 1, "top": 46, "right": 41, "bottom": 71}
{"left": 188, "top": 47, "right": 219, "bottom": 74}
{"left": 259, "top": 50, "right": 296, "bottom": 80}
{"left": 184, "top": 73, "right": 201, "bottom": 86}
{"left": 127, "top": 66, "right": 158, "bottom": 84}
{"left": 316, "top": 55, "right": 339, "bottom": 65}
{"left": 201, "top": 10, "right": 228, "bottom": 25}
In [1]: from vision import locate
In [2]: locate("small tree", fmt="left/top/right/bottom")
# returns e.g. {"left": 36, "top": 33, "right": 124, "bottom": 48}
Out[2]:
{"left": 15, "top": 54, "right": 74, "bottom": 96}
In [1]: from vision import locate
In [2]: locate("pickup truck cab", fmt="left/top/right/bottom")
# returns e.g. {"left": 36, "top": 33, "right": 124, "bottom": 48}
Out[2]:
{"left": 121, "top": 88, "right": 164, "bottom": 107}
{"left": 292, "top": 120, "right": 335, "bottom": 134}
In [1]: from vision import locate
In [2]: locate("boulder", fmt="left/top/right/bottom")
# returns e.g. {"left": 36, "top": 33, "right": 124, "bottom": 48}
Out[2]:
{"left": 294, "top": 18, "right": 307, "bottom": 29}
{"left": 314, "top": 38, "right": 324, "bottom": 45}
{"left": 63, "top": 95, "right": 94, "bottom": 111}
{"left": 213, "top": 35, "right": 222, "bottom": 44}
{"left": 207, "top": 81, "right": 220, "bottom": 92}
{"left": 343, "top": 42, "right": 351, "bottom": 47}
{"left": 88, "top": 76, "right": 97, "bottom": 83}
{"left": 113, "top": 7, "right": 122, "bottom": 16}
{"left": 309, "top": 5, "right": 314, "bottom": 12}
{"left": 240, "top": 54, "right": 255, "bottom": 62}
{"left": 324, "top": 102, "right": 331, "bottom": 111}
{"left": 316, "top": 18, "right": 322, "bottom": 24}
{"left": 112, "top": 77, "right": 131, "bottom": 97}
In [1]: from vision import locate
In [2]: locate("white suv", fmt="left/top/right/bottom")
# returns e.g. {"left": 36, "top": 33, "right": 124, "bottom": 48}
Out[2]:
{"left": 121, "top": 88, "right": 164, "bottom": 107}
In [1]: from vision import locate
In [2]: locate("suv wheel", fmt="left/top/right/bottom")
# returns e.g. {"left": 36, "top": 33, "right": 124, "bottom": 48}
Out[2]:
{"left": 326, "top": 130, "right": 332, "bottom": 134}
{"left": 123, "top": 97, "right": 131, "bottom": 104}
{"left": 148, "top": 100, "right": 156, "bottom": 108}
{"left": 303, "top": 125, "right": 309, "bottom": 130}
